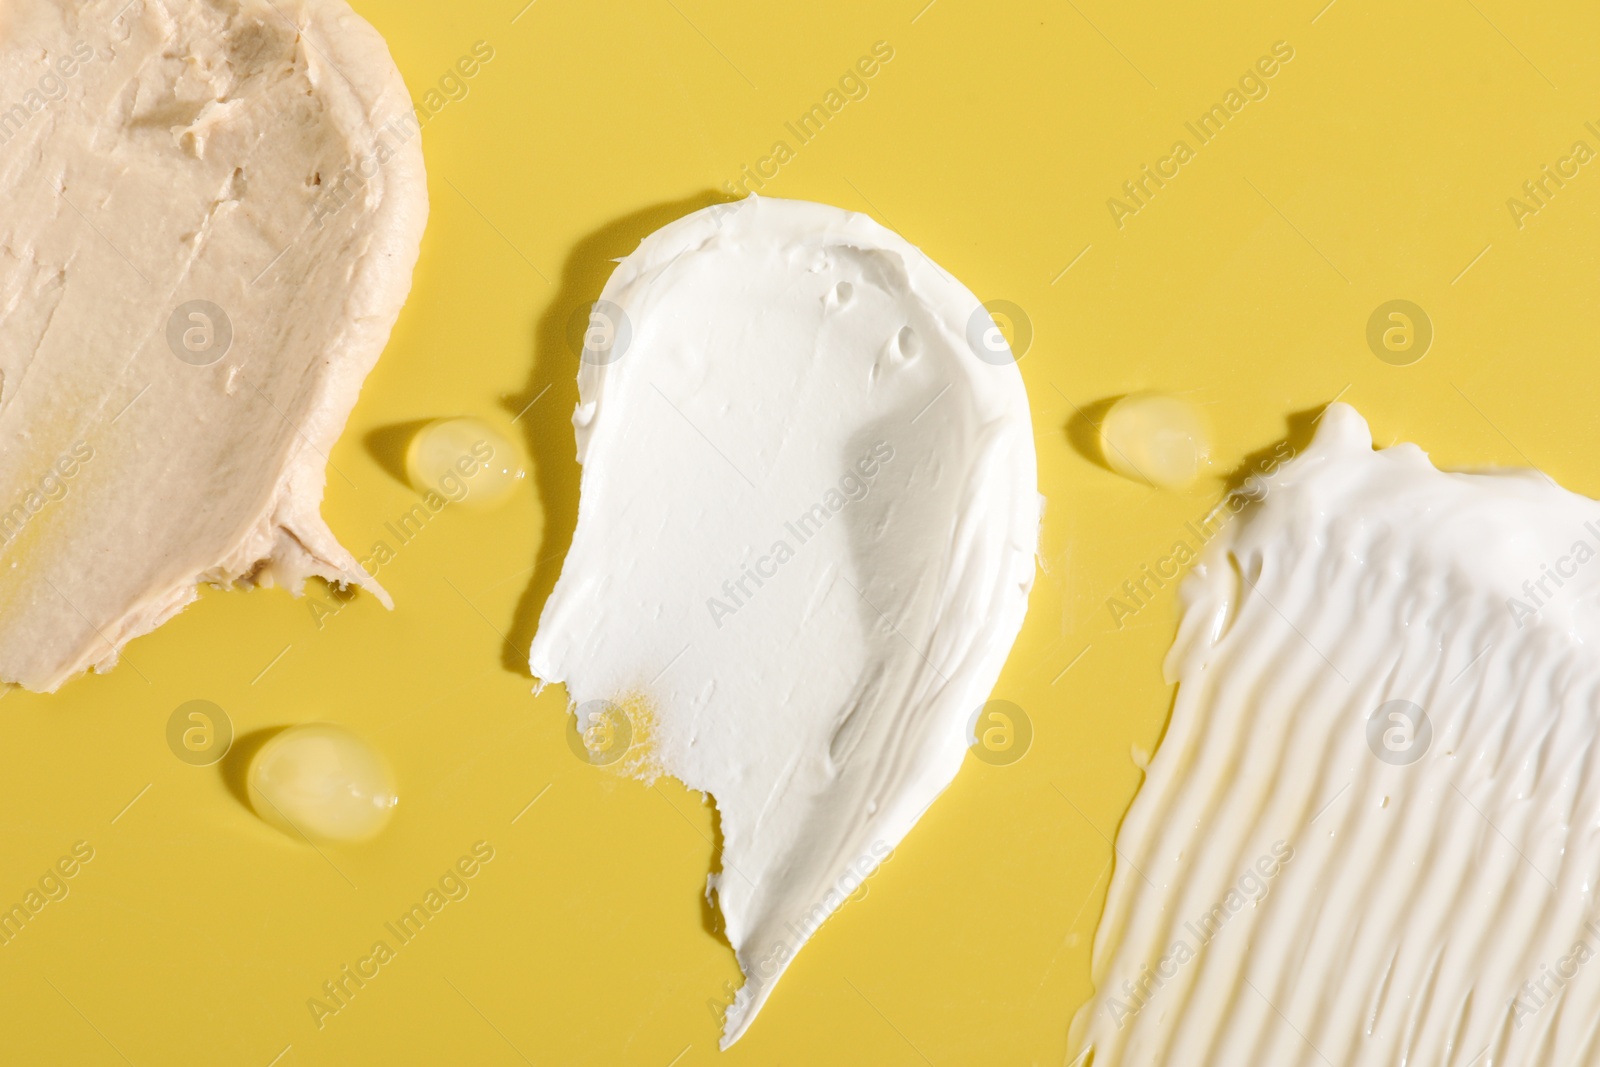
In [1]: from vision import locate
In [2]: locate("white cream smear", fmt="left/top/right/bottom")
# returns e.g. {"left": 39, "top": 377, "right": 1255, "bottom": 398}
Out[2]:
{"left": 0, "top": 0, "right": 426, "bottom": 691}
{"left": 529, "top": 196, "right": 1038, "bottom": 1045}
{"left": 1075, "top": 403, "right": 1600, "bottom": 1066}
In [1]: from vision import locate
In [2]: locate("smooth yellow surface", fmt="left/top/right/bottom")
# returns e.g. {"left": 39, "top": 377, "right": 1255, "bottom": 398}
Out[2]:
{"left": 4, "top": 1, "right": 1597, "bottom": 1064}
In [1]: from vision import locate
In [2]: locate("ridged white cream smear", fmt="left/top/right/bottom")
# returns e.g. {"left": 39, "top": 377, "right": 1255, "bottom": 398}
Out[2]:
{"left": 1073, "top": 402, "right": 1600, "bottom": 1066}
{"left": 529, "top": 195, "right": 1038, "bottom": 1046}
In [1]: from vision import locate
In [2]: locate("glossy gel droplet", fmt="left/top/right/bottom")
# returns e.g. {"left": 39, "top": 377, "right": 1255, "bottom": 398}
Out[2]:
{"left": 248, "top": 723, "right": 398, "bottom": 843}
{"left": 405, "top": 416, "right": 524, "bottom": 509}
{"left": 1100, "top": 393, "right": 1210, "bottom": 489}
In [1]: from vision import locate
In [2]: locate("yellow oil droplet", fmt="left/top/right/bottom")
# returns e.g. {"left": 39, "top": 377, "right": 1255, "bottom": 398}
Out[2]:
{"left": 405, "top": 417, "right": 524, "bottom": 510}
{"left": 1099, "top": 393, "right": 1210, "bottom": 489}
{"left": 248, "top": 723, "right": 398, "bottom": 843}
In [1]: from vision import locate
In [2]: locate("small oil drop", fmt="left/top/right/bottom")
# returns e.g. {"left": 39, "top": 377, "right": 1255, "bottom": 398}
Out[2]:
{"left": 248, "top": 723, "right": 398, "bottom": 843}
{"left": 405, "top": 417, "right": 524, "bottom": 509}
{"left": 1099, "top": 393, "right": 1210, "bottom": 489}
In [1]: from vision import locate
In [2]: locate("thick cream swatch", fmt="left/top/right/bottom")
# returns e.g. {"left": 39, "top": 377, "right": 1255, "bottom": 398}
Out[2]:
{"left": 1075, "top": 404, "right": 1600, "bottom": 1066}
{"left": 0, "top": 0, "right": 426, "bottom": 690}
{"left": 530, "top": 196, "right": 1039, "bottom": 1045}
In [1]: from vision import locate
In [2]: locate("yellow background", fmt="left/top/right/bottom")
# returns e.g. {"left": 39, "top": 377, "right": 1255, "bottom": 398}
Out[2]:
{"left": 5, "top": 0, "right": 1599, "bottom": 1063}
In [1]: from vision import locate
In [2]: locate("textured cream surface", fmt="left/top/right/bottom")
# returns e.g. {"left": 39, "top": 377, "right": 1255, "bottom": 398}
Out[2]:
{"left": 530, "top": 196, "right": 1039, "bottom": 1046}
{"left": 1075, "top": 404, "right": 1600, "bottom": 1066}
{"left": 0, "top": 0, "right": 427, "bottom": 691}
